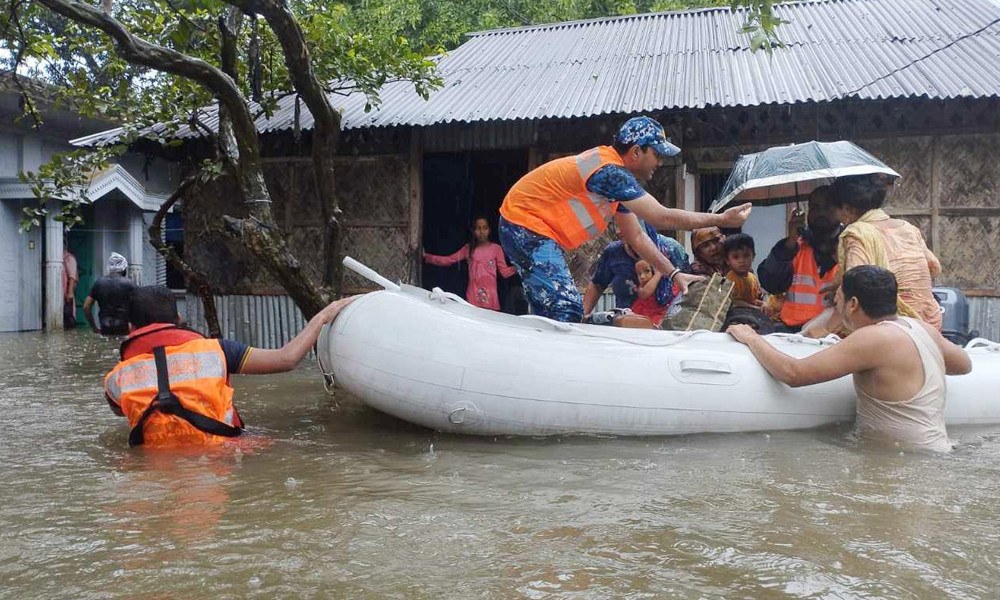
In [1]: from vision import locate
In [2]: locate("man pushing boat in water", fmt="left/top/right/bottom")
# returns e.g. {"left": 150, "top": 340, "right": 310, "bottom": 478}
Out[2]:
{"left": 499, "top": 116, "right": 752, "bottom": 322}
{"left": 104, "top": 286, "right": 357, "bottom": 449}
{"left": 728, "top": 265, "right": 972, "bottom": 452}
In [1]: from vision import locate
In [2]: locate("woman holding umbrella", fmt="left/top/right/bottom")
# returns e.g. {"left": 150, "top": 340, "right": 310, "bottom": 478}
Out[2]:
{"left": 820, "top": 173, "right": 943, "bottom": 333}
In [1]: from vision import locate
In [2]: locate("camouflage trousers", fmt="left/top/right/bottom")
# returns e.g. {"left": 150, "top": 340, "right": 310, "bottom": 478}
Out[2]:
{"left": 499, "top": 217, "right": 583, "bottom": 322}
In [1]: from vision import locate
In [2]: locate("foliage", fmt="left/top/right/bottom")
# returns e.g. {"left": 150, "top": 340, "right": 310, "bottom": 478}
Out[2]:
{"left": 342, "top": 0, "right": 781, "bottom": 52}
{"left": 3, "top": 0, "right": 443, "bottom": 230}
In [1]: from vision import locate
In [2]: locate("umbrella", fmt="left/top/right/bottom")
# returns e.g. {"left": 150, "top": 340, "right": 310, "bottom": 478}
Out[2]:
{"left": 708, "top": 140, "right": 901, "bottom": 213}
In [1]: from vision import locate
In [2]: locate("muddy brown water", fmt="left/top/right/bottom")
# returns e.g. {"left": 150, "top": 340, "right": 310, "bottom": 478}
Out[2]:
{"left": 3, "top": 330, "right": 1000, "bottom": 599}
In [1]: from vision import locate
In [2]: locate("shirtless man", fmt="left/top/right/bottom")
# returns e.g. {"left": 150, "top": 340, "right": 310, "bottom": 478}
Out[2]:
{"left": 727, "top": 265, "right": 971, "bottom": 452}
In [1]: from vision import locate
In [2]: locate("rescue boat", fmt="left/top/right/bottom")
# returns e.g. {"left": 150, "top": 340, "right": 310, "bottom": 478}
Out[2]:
{"left": 316, "top": 258, "right": 1000, "bottom": 437}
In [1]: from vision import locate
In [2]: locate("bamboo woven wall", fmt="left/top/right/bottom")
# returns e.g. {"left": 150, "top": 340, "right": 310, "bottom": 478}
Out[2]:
{"left": 862, "top": 133, "right": 1000, "bottom": 293}
{"left": 184, "top": 154, "right": 415, "bottom": 295}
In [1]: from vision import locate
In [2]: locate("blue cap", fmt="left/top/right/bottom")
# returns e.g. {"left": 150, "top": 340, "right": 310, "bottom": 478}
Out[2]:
{"left": 616, "top": 116, "right": 681, "bottom": 157}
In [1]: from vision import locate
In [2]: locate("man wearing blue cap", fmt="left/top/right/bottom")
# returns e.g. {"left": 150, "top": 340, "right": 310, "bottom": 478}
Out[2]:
{"left": 499, "top": 115, "right": 753, "bottom": 322}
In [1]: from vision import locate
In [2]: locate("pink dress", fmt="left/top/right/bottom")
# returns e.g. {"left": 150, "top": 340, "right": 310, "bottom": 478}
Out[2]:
{"left": 424, "top": 243, "right": 517, "bottom": 310}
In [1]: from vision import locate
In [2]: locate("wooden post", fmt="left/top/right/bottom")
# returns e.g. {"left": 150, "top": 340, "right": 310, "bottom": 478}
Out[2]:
{"left": 929, "top": 135, "right": 941, "bottom": 252}
{"left": 409, "top": 128, "right": 424, "bottom": 285}
{"left": 528, "top": 146, "right": 540, "bottom": 171}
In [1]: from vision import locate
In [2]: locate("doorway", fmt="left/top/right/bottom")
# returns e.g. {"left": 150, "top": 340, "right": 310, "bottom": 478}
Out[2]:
{"left": 67, "top": 204, "right": 96, "bottom": 326}
{"left": 421, "top": 149, "right": 529, "bottom": 305}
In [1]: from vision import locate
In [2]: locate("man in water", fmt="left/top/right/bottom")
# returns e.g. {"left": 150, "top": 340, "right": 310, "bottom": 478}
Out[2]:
{"left": 84, "top": 252, "right": 136, "bottom": 336}
{"left": 728, "top": 265, "right": 971, "bottom": 452}
{"left": 63, "top": 241, "right": 78, "bottom": 329}
{"left": 499, "top": 115, "right": 751, "bottom": 322}
{"left": 104, "top": 285, "right": 357, "bottom": 448}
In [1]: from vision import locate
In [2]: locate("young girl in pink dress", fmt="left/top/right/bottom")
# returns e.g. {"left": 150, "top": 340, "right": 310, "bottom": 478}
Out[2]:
{"left": 424, "top": 217, "right": 517, "bottom": 311}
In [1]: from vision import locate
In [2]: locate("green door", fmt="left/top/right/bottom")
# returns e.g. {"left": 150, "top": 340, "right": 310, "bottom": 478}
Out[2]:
{"left": 68, "top": 207, "right": 96, "bottom": 326}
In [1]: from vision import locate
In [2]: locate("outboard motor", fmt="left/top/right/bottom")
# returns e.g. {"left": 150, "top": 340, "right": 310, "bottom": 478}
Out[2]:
{"left": 933, "top": 287, "right": 978, "bottom": 345}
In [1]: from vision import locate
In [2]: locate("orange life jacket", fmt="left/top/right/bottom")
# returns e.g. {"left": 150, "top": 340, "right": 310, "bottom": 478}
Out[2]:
{"left": 500, "top": 146, "right": 624, "bottom": 250}
{"left": 105, "top": 336, "right": 243, "bottom": 448}
{"left": 782, "top": 241, "right": 840, "bottom": 326}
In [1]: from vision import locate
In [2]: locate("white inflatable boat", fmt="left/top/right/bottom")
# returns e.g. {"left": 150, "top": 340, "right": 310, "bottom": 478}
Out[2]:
{"left": 316, "top": 259, "right": 1000, "bottom": 437}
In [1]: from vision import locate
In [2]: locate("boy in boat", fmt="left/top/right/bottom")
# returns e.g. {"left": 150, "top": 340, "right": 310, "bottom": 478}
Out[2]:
{"left": 104, "top": 285, "right": 356, "bottom": 449}
{"left": 727, "top": 265, "right": 971, "bottom": 452}
{"left": 722, "top": 233, "right": 766, "bottom": 312}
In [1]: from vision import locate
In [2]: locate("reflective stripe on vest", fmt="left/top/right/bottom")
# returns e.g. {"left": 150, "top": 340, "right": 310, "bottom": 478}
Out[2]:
{"left": 566, "top": 149, "right": 615, "bottom": 240}
{"left": 781, "top": 241, "right": 840, "bottom": 326}
{"left": 791, "top": 274, "right": 815, "bottom": 287}
{"left": 786, "top": 291, "right": 818, "bottom": 305}
{"left": 104, "top": 338, "right": 240, "bottom": 448}
{"left": 499, "top": 146, "right": 623, "bottom": 250}
{"left": 106, "top": 351, "right": 225, "bottom": 402}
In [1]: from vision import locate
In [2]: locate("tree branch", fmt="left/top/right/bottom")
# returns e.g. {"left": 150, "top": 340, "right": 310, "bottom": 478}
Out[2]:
{"left": 221, "top": 0, "right": 344, "bottom": 289}
{"left": 164, "top": 0, "right": 207, "bottom": 33}
{"left": 6, "top": 0, "right": 43, "bottom": 128}
{"left": 148, "top": 174, "right": 221, "bottom": 337}
{"left": 36, "top": 0, "right": 262, "bottom": 172}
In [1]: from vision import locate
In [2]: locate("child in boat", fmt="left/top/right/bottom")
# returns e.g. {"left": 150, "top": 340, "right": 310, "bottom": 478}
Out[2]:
{"left": 723, "top": 233, "right": 769, "bottom": 315}
{"left": 424, "top": 217, "right": 517, "bottom": 311}
{"left": 630, "top": 259, "right": 669, "bottom": 326}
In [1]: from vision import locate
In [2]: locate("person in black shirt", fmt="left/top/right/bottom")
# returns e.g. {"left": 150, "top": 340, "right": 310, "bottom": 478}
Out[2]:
{"left": 84, "top": 252, "right": 136, "bottom": 335}
{"left": 757, "top": 187, "right": 842, "bottom": 332}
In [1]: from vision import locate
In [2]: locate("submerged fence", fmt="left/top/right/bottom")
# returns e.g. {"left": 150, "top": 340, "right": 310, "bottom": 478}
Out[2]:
{"left": 969, "top": 297, "right": 1000, "bottom": 342}
{"left": 181, "top": 294, "right": 309, "bottom": 350}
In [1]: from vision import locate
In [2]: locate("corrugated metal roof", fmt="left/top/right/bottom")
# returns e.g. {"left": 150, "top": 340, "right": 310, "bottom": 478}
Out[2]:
{"left": 73, "top": 0, "right": 1000, "bottom": 146}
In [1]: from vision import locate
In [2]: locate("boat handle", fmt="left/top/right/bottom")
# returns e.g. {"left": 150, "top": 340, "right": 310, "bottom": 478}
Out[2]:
{"left": 679, "top": 360, "right": 732, "bottom": 374}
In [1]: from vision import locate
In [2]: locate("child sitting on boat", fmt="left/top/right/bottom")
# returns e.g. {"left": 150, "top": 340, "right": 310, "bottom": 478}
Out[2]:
{"left": 723, "top": 233, "right": 769, "bottom": 316}
{"left": 630, "top": 259, "right": 669, "bottom": 326}
{"left": 424, "top": 217, "right": 517, "bottom": 311}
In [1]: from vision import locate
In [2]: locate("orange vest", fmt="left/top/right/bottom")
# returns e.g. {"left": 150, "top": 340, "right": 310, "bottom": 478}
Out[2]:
{"left": 782, "top": 241, "right": 840, "bottom": 326}
{"left": 500, "top": 146, "right": 624, "bottom": 250}
{"left": 105, "top": 338, "right": 243, "bottom": 448}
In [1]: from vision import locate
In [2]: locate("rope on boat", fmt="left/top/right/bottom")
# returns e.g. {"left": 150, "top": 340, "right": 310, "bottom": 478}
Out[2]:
{"left": 316, "top": 326, "right": 337, "bottom": 396}
{"left": 429, "top": 287, "right": 471, "bottom": 306}
{"left": 965, "top": 338, "right": 1000, "bottom": 352}
{"left": 341, "top": 257, "right": 845, "bottom": 351}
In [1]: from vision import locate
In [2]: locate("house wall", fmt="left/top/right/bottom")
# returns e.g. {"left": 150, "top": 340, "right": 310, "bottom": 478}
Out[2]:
{"left": 0, "top": 200, "right": 42, "bottom": 332}
{"left": 183, "top": 145, "right": 416, "bottom": 295}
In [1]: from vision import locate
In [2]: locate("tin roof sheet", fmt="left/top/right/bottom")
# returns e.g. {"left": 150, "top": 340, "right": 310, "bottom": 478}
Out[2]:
{"left": 73, "top": 0, "right": 1000, "bottom": 146}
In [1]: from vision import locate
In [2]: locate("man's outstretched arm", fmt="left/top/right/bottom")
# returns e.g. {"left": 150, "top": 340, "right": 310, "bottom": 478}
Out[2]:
{"left": 623, "top": 194, "right": 752, "bottom": 232}
{"left": 728, "top": 324, "right": 873, "bottom": 387}
{"left": 240, "top": 296, "right": 359, "bottom": 374}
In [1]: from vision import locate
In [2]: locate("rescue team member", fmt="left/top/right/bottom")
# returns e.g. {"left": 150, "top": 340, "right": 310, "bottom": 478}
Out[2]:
{"left": 104, "top": 285, "right": 357, "bottom": 448}
{"left": 758, "top": 186, "right": 842, "bottom": 333}
{"left": 728, "top": 266, "right": 971, "bottom": 453}
{"left": 499, "top": 116, "right": 752, "bottom": 322}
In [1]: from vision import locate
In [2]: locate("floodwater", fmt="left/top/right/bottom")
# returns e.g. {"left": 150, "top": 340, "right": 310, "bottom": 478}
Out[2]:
{"left": 3, "top": 332, "right": 1000, "bottom": 600}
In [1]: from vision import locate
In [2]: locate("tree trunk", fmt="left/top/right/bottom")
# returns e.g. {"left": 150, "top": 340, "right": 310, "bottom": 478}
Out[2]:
{"left": 36, "top": 0, "right": 332, "bottom": 319}
{"left": 223, "top": 0, "right": 346, "bottom": 294}
{"left": 149, "top": 176, "right": 222, "bottom": 337}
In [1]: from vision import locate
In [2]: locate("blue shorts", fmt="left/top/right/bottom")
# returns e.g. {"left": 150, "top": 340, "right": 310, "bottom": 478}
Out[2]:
{"left": 499, "top": 218, "right": 583, "bottom": 322}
